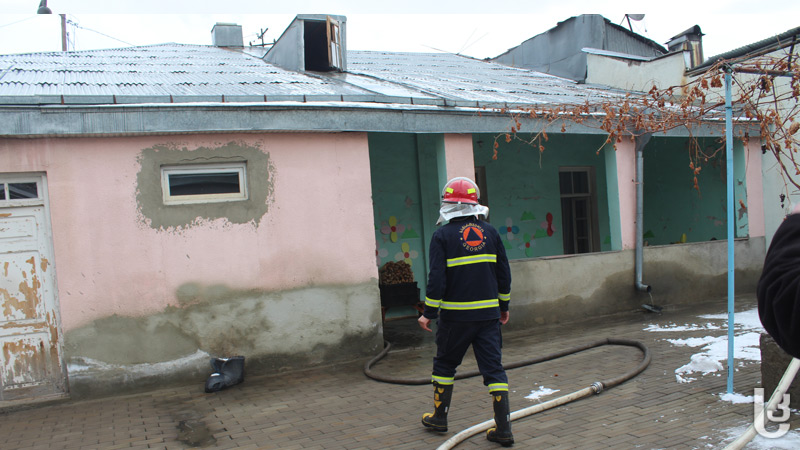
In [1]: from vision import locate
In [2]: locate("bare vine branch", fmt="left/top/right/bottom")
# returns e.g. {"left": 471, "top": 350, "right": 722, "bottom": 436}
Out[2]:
{"left": 488, "top": 47, "right": 800, "bottom": 196}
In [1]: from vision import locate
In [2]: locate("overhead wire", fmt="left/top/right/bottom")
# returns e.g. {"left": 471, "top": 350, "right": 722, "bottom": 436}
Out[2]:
{"left": 0, "top": 15, "right": 37, "bottom": 29}
{"left": 67, "top": 17, "right": 136, "bottom": 47}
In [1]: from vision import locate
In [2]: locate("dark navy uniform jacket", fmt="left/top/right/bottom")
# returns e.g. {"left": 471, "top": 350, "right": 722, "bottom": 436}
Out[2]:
{"left": 758, "top": 213, "right": 800, "bottom": 358}
{"left": 423, "top": 216, "right": 512, "bottom": 322}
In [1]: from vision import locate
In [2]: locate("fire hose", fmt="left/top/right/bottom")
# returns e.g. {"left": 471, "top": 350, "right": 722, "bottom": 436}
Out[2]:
{"left": 364, "top": 338, "right": 651, "bottom": 449}
{"left": 722, "top": 357, "right": 800, "bottom": 450}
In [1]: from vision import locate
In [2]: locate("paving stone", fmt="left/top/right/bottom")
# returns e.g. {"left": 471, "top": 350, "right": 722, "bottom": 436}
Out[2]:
{"left": 1, "top": 297, "right": 794, "bottom": 449}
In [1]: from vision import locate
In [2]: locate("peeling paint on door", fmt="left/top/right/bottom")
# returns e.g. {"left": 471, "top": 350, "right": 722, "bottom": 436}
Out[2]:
{"left": 0, "top": 175, "right": 67, "bottom": 406}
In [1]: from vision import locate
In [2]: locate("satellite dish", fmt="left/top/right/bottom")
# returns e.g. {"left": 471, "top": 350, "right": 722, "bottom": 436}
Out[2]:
{"left": 624, "top": 14, "right": 646, "bottom": 32}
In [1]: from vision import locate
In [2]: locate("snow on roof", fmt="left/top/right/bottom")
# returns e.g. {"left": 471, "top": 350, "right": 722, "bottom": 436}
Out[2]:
{"left": 0, "top": 43, "right": 624, "bottom": 108}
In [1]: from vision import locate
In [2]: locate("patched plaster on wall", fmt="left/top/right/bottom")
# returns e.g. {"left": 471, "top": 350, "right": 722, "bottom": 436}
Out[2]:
{"left": 135, "top": 141, "right": 276, "bottom": 231}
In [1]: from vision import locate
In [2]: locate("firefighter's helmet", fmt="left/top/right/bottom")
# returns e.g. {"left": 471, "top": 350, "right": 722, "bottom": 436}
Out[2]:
{"left": 442, "top": 177, "right": 480, "bottom": 205}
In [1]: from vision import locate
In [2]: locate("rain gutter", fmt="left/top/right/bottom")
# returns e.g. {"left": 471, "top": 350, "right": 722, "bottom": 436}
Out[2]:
{"left": 635, "top": 132, "right": 652, "bottom": 293}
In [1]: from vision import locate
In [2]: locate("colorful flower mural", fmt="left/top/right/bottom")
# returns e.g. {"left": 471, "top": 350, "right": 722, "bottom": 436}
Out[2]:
{"left": 376, "top": 242, "right": 389, "bottom": 266}
{"left": 503, "top": 217, "right": 519, "bottom": 241}
{"left": 519, "top": 233, "right": 535, "bottom": 257}
{"left": 380, "top": 216, "right": 405, "bottom": 242}
{"left": 545, "top": 212, "right": 554, "bottom": 237}
{"left": 395, "top": 242, "right": 419, "bottom": 266}
{"left": 401, "top": 227, "right": 420, "bottom": 239}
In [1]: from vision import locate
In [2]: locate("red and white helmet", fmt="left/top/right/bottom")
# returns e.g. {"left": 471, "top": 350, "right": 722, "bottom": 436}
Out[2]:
{"left": 442, "top": 177, "right": 480, "bottom": 205}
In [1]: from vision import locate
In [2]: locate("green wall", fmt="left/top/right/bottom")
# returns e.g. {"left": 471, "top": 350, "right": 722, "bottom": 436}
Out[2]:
{"left": 368, "top": 131, "right": 751, "bottom": 293}
{"left": 473, "top": 133, "right": 612, "bottom": 259}
{"left": 368, "top": 133, "right": 443, "bottom": 313}
{"left": 642, "top": 137, "right": 748, "bottom": 245}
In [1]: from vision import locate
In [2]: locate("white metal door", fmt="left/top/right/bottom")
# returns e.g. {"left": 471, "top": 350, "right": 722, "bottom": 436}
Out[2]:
{"left": 0, "top": 174, "right": 67, "bottom": 406}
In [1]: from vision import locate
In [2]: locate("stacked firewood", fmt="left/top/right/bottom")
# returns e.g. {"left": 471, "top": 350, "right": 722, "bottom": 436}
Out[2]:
{"left": 379, "top": 261, "right": 414, "bottom": 285}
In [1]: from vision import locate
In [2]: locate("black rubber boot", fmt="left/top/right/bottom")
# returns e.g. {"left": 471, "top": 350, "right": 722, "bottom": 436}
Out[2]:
{"left": 486, "top": 391, "right": 514, "bottom": 447}
{"left": 421, "top": 383, "right": 453, "bottom": 432}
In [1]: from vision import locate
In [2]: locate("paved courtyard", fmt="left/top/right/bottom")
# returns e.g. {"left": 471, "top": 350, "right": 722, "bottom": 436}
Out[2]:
{"left": 1, "top": 295, "right": 798, "bottom": 449}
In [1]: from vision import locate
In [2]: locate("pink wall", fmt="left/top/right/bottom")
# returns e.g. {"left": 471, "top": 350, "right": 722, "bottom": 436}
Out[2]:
{"left": 444, "top": 134, "right": 476, "bottom": 180}
{"left": 0, "top": 133, "right": 377, "bottom": 330}
{"left": 615, "top": 140, "right": 637, "bottom": 250}
{"left": 745, "top": 136, "right": 765, "bottom": 238}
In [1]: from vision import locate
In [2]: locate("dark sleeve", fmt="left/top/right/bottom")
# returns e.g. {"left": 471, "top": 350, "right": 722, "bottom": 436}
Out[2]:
{"left": 494, "top": 229, "right": 512, "bottom": 311}
{"left": 758, "top": 213, "right": 800, "bottom": 358}
{"left": 424, "top": 230, "right": 447, "bottom": 320}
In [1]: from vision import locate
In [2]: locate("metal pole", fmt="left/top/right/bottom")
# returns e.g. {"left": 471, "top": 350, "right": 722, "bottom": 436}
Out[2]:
{"left": 60, "top": 14, "right": 67, "bottom": 51}
{"left": 725, "top": 67, "right": 735, "bottom": 394}
{"left": 635, "top": 133, "right": 652, "bottom": 293}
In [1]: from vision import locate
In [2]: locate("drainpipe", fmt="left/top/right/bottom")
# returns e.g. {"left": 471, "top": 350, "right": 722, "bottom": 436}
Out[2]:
{"left": 635, "top": 133, "right": 652, "bottom": 293}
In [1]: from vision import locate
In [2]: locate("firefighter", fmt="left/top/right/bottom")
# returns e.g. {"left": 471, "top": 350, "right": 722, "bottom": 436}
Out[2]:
{"left": 418, "top": 177, "right": 514, "bottom": 447}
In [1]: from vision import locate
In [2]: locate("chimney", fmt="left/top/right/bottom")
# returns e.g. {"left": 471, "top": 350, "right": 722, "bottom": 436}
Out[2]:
{"left": 667, "top": 25, "right": 704, "bottom": 68}
{"left": 211, "top": 23, "right": 244, "bottom": 47}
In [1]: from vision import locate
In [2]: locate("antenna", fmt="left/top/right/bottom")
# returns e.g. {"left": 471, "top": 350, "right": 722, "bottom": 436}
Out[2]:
{"left": 249, "top": 27, "right": 273, "bottom": 47}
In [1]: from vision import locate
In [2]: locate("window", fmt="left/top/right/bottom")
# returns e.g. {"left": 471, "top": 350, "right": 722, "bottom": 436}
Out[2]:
{"left": 304, "top": 16, "right": 343, "bottom": 72}
{"left": 161, "top": 163, "right": 248, "bottom": 205}
{"left": 327, "top": 16, "right": 343, "bottom": 70}
{"left": 0, "top": 179, "right": 40, "bottom": 205}
{"left": 559, "top": 167, "right": 600, "bottom": 254}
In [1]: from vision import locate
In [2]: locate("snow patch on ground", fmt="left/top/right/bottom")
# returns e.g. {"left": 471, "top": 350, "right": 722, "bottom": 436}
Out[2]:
{"left": 643, "top": 322, "right": 721, "bottom": 332}
{"left": 648, "top": 308, "right": 800, "bottom": 448}
{"left": 717, "top": 425, "right": 800, "bottom": 449}
{"left": 644, "top": 307, "right": 764, "bottom": 383}
{"left": 525, "top": 386, "right": 561, "bottom": 401}
{"left": 719, "top": 392, "right": 754, "bottom": 404}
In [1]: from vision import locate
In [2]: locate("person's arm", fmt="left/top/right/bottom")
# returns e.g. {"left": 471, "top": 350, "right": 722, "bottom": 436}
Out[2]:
{"left": 495, "top": 230, "right": 512, "bottom": 324}
{"left": 419, "top": 232, "right": 446, "bottom": 332}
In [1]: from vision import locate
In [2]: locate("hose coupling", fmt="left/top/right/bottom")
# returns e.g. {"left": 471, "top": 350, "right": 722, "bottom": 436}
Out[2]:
{"left": 590, "top": 382, "right": 604, "bottom": 394}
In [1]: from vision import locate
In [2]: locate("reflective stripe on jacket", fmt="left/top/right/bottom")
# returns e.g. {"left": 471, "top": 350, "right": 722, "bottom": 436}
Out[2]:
{"left": 424, "top": 217, "right": 512, "bottom": 322}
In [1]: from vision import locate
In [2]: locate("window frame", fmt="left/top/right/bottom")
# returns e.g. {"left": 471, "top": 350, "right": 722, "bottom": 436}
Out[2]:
{"left": 161, "top": 162, "right": 248, "bottom": 206}
{"left": 0, "top": 175, "right": 43, "bottom": 208}
{"left": 558, "top": 166, "right": 601, "bottom": 254}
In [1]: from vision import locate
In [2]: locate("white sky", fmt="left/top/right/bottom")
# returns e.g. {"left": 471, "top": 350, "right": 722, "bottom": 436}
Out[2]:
{"left": 1, "top": 0, "right": 799, "bottom": 61}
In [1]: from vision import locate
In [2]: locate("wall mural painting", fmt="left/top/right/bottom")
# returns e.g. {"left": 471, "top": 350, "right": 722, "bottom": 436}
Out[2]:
{"left": 375, "top": 243, "right": 389, "bottom": 266}
{"left": 377, "top": 215, "right": 421, "bottom": 268}
{"left": 544, "top": 212, "right": 555, "bottom": 237}
{"left": 501, "top": 211, "right": 556, "bottom": 258}
{"left": 502, "top": 217, "right": 520, "bottom": 241}
{"left": 380, "top": 216, "right": 405, "bottom": 242}
{"left": 519, "top": 234, "right": 535, "bottom": 257}
{"left": 395, "top": 242, "right": 419, "bottom": 266}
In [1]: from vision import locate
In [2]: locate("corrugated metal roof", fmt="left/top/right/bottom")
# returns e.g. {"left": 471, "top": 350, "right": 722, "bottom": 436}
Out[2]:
{"left": 0, "top": 43, "right": 625, "bottom": 108}
{"left": 0, "top": 44, "right": 370, "bottom": 101}
{"left": 347, "top": 51, "right": 621, "bottom": 106}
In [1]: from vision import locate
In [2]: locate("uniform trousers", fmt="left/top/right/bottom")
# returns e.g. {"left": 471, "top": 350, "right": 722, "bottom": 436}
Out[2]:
{"left": 433, "top": 318, "right": 508, "bottom": 387}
